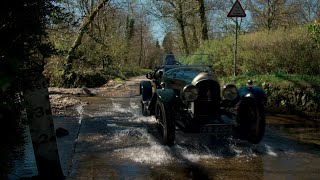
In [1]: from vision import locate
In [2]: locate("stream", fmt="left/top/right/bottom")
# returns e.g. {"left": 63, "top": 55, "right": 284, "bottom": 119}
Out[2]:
{"left": 8, "top": 86, "right": 320, "bottom": 179}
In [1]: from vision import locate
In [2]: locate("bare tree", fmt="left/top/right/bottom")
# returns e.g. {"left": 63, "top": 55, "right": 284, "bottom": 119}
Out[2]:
{"left": 248, "top": 0, "right": 301, "bottom": 30}
{"left": 298, "top": 0, "right": 320, "bottom": 23}
{"left": 64, "top": 0, "right": 110, "bottom": 84}
{"left": 206, "top": 0, "right": 250, "bottom": 36}
{"left": 149, "top": 0, "right": 197, "bottom": 54}
{"left": 162, "top": 31, "right": 175, "bottom": 53}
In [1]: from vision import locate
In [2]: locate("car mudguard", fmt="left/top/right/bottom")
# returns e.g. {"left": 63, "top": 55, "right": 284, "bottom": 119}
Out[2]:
{"left": 140, "top": 81, "right": 152, "bottom": 101}
{"left": 156, "top": 89, "right": 176, "bottom": 103}
{"left": 238, "top": 86, "right": 265, "bottom": 103}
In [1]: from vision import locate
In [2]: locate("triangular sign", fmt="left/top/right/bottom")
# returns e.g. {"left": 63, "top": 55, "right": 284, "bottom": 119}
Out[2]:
{"left": 227, "top": 0, "right": 246, "bottom": 17}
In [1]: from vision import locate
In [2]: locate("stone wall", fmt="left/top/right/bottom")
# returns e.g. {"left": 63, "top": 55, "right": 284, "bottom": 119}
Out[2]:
{"left": 262, "top": 83, "right": 320, "bottom": 118}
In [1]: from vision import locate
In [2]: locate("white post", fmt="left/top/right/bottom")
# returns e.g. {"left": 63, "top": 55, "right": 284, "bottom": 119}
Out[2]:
{"left": 23, "top": 71, "right": 64, "bottom": 179}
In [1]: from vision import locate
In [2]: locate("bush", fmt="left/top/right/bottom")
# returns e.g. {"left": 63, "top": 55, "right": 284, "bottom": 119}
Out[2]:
{"left": 195, "top": 25, "right": 320, "bottom": 76}
{"left": 48, "top": 69, "right": 108, "bottom": 88}
{"left": 117, "top": 66, "right": 151, "bottom": 80}
{"left": 45, "top": 55, "right": 151, "bottom": 87}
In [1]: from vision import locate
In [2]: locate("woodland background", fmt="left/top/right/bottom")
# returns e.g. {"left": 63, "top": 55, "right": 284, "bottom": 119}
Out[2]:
{"left": 44, "top": 0, "right": 320, "bottom": 87}
{"left": 1, "top": 0, "right": 320, "bottom": 177}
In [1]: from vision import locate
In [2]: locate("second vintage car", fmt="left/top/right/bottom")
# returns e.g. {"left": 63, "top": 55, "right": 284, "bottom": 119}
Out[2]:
{"left": 140, "top": 54, "right": 266, "bottom": 146}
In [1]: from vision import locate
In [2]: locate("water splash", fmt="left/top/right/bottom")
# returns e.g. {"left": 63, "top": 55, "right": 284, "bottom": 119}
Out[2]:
{"left": 118, "top": 144, "right": 173, "bottom": 165}
{"left": 114, "top": 128, "right": 174, "bottom": 165}
{"left": 112, "top": 102, "right": 132, "bottom": 113}
{"left": 129, "top": 116, "right": 157, "bottom": 123}
{"left": 129, "top": 99, "right": 139, "bottom": 110}
{"left": 175, "top": 144, "right": 220, "bottom": 163}
{"left": 264, "top": 144, "right": 278, "bottom": 157}
{"left": 76, "top": 104, "right": 84, "bottom": 124}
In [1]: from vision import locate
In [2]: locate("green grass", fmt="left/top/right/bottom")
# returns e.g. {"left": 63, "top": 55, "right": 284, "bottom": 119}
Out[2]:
{"left": 114, "top": 77, "right": 124, "bottom": 83}
{"left": 219, "top": 74, "right": 320, "bottom": 89}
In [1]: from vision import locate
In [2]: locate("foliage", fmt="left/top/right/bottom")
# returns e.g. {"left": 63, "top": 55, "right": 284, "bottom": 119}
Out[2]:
{"left": 46, "top": 54, "right": 150, "bottom": 87}
{"left": 195, "top": 36, "right": 234, "bottom": 76}
{"left": 308, "top": 22, "right": 320, "bottom": 47}
{"left": 0, "top": 0, "right": 64, "bottom": 175}
{"left": 195, "top": 25, "right": 320, "bottom": 76}
{"left": 0, "top": 0, "right": 54, "bottom": 116}
{"left": 44, "top": 1, "right": 163, "bottom": 87}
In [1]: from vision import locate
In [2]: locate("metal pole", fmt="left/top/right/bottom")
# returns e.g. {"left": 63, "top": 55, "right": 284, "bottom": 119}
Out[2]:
{"left": 234, "top": 17, "right": 238, "bottom": 76}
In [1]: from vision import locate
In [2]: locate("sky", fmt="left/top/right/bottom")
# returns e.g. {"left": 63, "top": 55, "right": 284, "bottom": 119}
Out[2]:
{"left": 142, "top": 0, "right": 252, "bottom": 44}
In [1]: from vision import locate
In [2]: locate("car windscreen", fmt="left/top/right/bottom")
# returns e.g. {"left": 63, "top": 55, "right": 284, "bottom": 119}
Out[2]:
{"left": 162, "top": 54, "right": 211, "bottom": 66}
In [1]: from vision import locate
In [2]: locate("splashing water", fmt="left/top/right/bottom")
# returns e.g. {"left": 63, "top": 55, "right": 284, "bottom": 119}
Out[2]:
{"left": 129, "top": 99, "right": 139, "bottom": 110}
{"left": 76, "top": 104, "right": 84, "bottom": 124}
{"left": 112, "top": 103, "right": 132, "bottom": 113}
{"left": 129, "top": 116, "right": 157, "bottom": 124}
{"left": 264, "top": 144, "right": 278, "bottom": 157}
{"left": 114, "top": 131, "right": 174, "bottom": 165}
{"left": 175, "top": 144, "right": 220, "bottom": 163}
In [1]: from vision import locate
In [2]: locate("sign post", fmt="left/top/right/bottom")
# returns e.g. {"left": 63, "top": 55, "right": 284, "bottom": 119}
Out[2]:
{"left": 227, "top": 0, "right": 246, "bottom": 76}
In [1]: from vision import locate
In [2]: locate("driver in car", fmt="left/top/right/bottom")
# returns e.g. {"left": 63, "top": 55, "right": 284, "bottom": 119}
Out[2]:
{"left": 164, "top": 52, "right": 178, "bottom": 65}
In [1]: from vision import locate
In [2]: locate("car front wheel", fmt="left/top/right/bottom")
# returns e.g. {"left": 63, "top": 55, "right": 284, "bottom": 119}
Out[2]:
{"left": 237, "top": 99, "right": 265, "bottom": 144}
{"left": 155, "top": 99, "right": 175, "bottom": 146}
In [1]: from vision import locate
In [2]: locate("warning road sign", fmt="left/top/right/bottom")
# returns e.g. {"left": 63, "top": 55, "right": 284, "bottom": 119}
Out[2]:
{"left": 227, "top": 0, "right": 246, "bottom": 17}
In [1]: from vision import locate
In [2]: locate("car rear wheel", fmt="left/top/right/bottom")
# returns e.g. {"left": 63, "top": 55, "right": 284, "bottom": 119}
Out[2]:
{"left": 155, "top": 99, "right": 175, "bottom": 146}
{"left": 140, "top": 82, "right": 152, "bottom": 116}
{"left": 237, "top": 99, "right": 265, "bottom": 144}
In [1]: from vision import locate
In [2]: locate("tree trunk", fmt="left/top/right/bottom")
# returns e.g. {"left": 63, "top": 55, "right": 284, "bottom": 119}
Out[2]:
{"left": 23, "top": 71, "right": 64, "bottom": 179}
{"left": 139, "top": 23, "right": 143, "bottom": 67}
{"left": 191, "top": 24, "right": 199, "bottom": 51}
{"left": 177, "top": 2, "right": 190, "bottom": 54}
{"left": 64, "top": 0, "right": 110, "bottom": 83}
{"left": 197, "top": 0, "right": 208, "bottom": 41}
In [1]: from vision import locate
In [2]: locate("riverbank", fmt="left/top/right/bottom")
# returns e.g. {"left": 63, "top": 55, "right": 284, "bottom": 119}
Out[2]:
{"left": 49, "top": 76, "right": 143, "bottom": 116}
{"left": 49, "top": 74, "right": 320, "bottom": 120}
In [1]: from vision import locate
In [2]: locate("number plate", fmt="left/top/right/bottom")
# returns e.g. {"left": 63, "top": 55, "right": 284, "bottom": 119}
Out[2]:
{"left": 200, "top": 124, "right": 233, "bottom": 134}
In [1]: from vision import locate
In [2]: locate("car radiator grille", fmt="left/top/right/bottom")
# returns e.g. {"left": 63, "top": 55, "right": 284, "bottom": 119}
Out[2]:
{"left": 194, "top": 80, "right": 221, "bottom": 118}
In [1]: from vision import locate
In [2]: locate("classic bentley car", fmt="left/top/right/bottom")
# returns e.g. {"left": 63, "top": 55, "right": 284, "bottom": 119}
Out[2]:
{"left": 140, "top": 54, "right": 266, "bottom": 146}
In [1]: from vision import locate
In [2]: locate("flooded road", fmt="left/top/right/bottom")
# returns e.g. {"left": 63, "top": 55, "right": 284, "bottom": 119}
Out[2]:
{"left": 53, "top": 95, "right": 320, "bottom": 179}
{"left": 10, "top": 77, "right": 320, "bottom": 179}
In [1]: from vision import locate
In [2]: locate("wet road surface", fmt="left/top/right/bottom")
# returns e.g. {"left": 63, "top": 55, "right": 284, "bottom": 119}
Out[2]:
{"left": 10, "top": 78, "right": 320, "bottom": 179}
{"left": 54, "top": 96, "right": 320, "bottom": 179}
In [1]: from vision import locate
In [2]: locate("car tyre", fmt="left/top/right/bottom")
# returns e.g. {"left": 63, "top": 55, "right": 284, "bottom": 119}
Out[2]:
{"left": 155, "top": 99, "right": 175, "bottom": 146}
{"left": 140, "top": 82, "right": 152, "bottom": 116}
{"left": 237, "top": 99, "right": 265, "bottom": 144}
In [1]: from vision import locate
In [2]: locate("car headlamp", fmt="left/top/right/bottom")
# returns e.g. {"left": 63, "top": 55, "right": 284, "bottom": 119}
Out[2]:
{"left": 182, "top": 85, "right": 199, "bottom": 101}
{"left": 222, "top": 84, "right": 238, "bottom": 100}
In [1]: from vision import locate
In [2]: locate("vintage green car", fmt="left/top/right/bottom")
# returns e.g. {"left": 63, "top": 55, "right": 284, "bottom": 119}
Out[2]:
{"left": 140, "top": 54, "right": 266, "bottom": 146}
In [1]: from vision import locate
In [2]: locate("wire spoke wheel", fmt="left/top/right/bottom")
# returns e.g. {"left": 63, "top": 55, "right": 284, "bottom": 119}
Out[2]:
{"left": 155, "top": 99, "right": 175, "bottom": 146}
